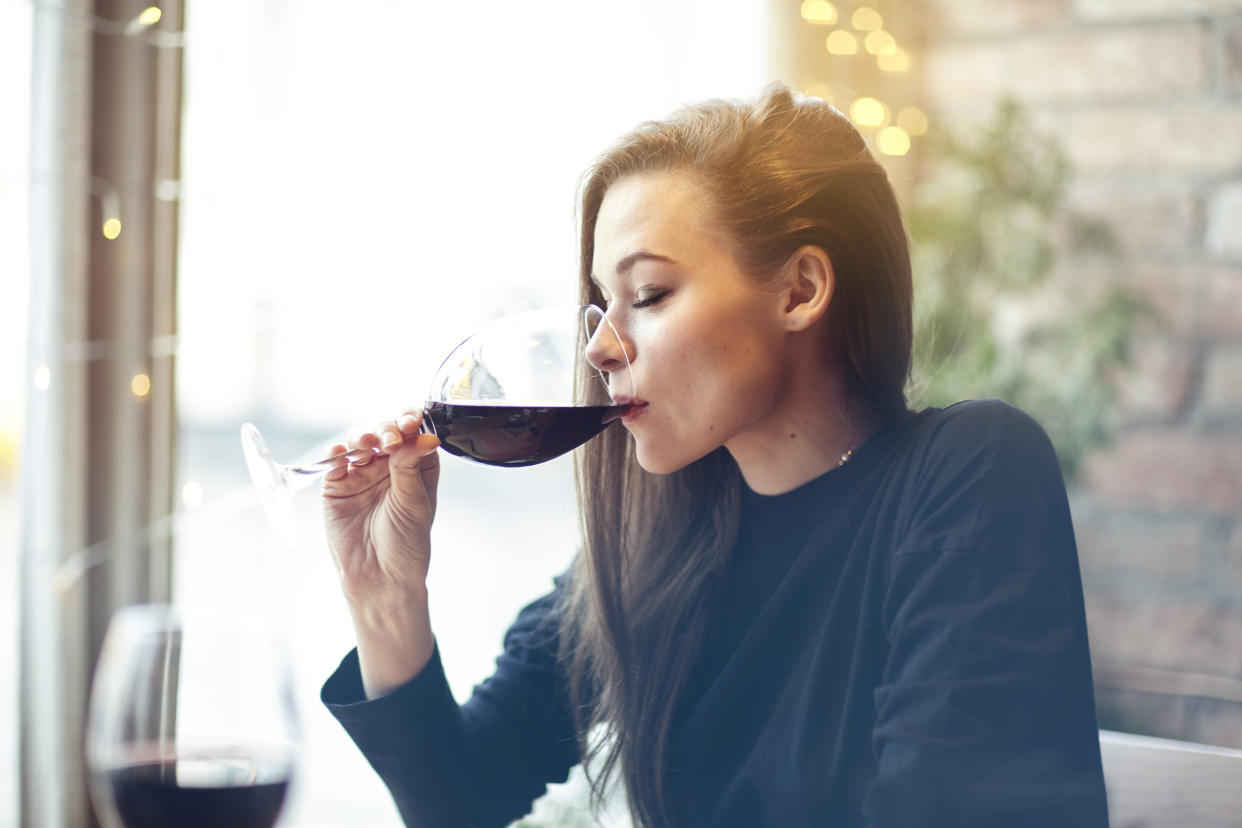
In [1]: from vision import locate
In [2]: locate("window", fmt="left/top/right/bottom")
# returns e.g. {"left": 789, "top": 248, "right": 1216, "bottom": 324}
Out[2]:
{"left": 0, "top": 2, "right": 31, "bottom": 826}
{"left": 173, "top": 2, "right": 768, "bottom": 823}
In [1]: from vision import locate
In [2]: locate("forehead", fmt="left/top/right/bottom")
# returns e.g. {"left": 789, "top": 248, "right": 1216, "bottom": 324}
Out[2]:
{"left": 592, "top": 172, "right": 727, "bottom": 271}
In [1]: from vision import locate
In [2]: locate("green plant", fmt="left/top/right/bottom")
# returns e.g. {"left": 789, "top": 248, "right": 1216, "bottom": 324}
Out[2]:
{"left": 905, "top": 99, "right": 1153, "bottom": 483}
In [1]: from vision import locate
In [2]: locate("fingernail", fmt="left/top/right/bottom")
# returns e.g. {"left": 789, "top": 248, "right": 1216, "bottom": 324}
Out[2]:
{"left": 399, "top": 413, "right": 420, "bottom": 431}
{"left": 381, "top": 431, "right": 402, "bottom": 449}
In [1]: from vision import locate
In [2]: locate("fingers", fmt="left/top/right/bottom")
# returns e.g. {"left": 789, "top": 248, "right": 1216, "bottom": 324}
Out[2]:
{"left": 349, "top": 431, "right": 382, "bottom": 466}
{"left": 323, "top": 443, "right": 350, "bottom": 481}
{"left": 386, "top": 410, "right": 440, "bottom": 493}
{"left": 369, "top": 408, "right": 425, "bottom": 456}
{"left": 323, "top": 409, "right": 430, "bottom": 488}
{"left": 398, "top": 410, "right": 422, "bottom": 436}
{"left": 323, "top": 431, "right": 384, "bottom": 489}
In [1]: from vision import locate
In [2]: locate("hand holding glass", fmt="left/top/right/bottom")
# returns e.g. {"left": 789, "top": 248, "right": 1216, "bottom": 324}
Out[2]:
{"left": 240, "top": 304, "right": 633, "bottom": 545}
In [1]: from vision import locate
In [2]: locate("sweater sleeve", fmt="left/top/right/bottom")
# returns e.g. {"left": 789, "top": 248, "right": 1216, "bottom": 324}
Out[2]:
{"left": 864, "top": 400, "right": 1109, "bottom": 828}
{"left": 321, "top": 585, "right": 580, "bottom": 828}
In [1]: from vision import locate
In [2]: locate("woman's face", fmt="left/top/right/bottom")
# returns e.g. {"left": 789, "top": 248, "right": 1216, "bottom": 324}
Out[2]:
{"left": 588, "top": 171, "right": 796, "bottom": 475}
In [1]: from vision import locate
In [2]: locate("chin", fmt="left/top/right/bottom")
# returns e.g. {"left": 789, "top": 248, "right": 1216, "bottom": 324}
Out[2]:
{"left": 633, "top": 439, "right": 711, "bottom": 476}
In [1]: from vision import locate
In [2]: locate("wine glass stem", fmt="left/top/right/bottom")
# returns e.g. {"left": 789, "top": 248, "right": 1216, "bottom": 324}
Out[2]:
{"left": 287, "top": 446, "right": 379, "bottom": 476}
{"left": 284, "top": 414, "right": 431, "bottom": 479}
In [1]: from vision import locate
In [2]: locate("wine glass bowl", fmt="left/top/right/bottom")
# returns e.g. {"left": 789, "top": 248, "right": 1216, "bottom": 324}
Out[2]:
{"left": 421, "top": 304, "right": 633, "bottom": 467}
{"left": 86, "top": 605, "right": 299, "bottom": 828}
{"left": 241, "top": 303, "right": 633, "bottom": 546}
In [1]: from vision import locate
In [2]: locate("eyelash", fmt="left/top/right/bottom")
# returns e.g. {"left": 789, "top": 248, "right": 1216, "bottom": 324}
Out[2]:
{"left": 632, "top": 290, "right": 668, "bottom": 310}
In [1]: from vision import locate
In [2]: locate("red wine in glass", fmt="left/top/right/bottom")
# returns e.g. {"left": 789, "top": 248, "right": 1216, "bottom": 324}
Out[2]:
{"left": 87, "top": 606, "right": 300, "bottom": 828}
{"left": 103, "top": 756, "right": 289, "bottom": 828}
{"left": 423, "top": 402, "right": 630, "bottom": 467}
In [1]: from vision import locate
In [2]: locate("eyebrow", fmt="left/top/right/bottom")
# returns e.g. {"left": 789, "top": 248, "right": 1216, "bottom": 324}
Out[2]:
{"left": 591, "top": 251, "right": 677, "bottom": 286}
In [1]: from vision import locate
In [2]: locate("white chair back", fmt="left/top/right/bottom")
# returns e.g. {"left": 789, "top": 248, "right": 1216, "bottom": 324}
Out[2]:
{"left": 1100, "top": 729, "right": 1242, "bottom": 827}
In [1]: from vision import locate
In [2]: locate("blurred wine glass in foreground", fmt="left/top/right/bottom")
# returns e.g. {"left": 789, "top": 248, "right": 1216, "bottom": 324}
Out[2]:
{"left": 87, "top": 605, "right": 300, "bottom": 828}
{"left": 241, "top": 303, "right": 634, "bottom": 547}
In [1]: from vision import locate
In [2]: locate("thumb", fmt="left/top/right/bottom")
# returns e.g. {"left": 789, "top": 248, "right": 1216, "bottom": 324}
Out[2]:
{"left": 419, "top": 441, "right": 441, "bottom": 513}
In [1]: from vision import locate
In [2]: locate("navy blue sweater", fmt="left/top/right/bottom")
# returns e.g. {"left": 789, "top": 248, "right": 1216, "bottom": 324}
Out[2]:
{"left": 323, "top": 400, "right": 1110, "bottom": 827}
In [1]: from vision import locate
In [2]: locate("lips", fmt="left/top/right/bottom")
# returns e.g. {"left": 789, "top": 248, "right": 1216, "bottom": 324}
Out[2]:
{"left": 621, "top": 402, "right": 648, "bottom": 424}
{"left": 611, "top": 394, "right": 649, "bottom": 423}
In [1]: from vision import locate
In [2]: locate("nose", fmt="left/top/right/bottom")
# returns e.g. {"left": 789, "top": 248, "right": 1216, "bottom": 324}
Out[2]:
{"left": 584, "top": 315, "right": 633, "bottom": 377}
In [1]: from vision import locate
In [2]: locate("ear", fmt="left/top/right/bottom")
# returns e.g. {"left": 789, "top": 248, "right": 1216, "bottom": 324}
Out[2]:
{"left": 778, "top": 245, "right": 835, "bottom": 332}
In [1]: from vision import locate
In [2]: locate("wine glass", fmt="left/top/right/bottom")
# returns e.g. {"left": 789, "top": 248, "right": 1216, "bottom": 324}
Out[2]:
{"left": 240, "top": 303, "right": 633, "bottom": 548}
{"left": 86, "top": 604, "right": 300, "bottom": 828}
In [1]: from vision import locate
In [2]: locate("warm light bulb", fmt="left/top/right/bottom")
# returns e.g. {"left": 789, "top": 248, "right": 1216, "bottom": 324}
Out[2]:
{"left": 33, "top": 365, "right": 51, "bottom": 391}
{"left": 850, "top": 96, "right": 887, "bottom": 127}
{"left": 864, "top": 30, "right": 897, "bottom": 56}
{"left": 102, "top": 218, "right": 122, "bottom": 239}
{"left": 800, "top": 0, "right": 838, "bottom": 25}
{"left": 897, "top": 106, "right": 929, "bottom": 136}
{"left": 131, "top": 373, "right": 151, "bottom": 397}
{"left": 825, "top": 30, "right": 858, "bottom": 55}
{"left": 877, "top": 126, "right": 911, "bottom": 156}
{"left": 138, "top": 6, "right": 161, "bottom": 25}
{"left": 851, "top": 7, "right": 883, "bottom": 31}
{"left": 878, "top": 47, "right": 911, "bottom": 72}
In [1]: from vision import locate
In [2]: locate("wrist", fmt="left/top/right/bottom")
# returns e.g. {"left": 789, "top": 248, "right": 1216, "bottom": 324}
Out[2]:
{"left": 345, "top": 579, "right": 429, "bottom": 629}
{"left": 347, "top": 587, "right": 435, "bottom": 699}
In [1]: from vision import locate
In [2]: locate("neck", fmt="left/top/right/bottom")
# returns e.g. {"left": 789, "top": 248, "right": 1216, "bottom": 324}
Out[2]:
{"left": 726, "top": 364, "right": 877, "bottom": 496}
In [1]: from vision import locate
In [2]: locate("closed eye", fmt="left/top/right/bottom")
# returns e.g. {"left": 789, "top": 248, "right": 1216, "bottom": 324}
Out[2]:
{"left": 632, "top": 290, "right": 669, "bottom": 310}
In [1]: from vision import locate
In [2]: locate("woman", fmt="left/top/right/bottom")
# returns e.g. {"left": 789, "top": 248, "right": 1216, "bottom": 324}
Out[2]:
{"left": 319, "top": 84, "right": 1110, "bottom": 827}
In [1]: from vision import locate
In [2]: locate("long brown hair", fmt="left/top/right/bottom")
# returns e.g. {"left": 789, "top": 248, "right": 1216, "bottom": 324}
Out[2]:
{"left": 561, "top": 82, "right": 913, "bottom": 826}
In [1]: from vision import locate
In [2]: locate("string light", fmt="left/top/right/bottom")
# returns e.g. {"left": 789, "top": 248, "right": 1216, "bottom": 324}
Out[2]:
{"left": 124, "top": 5, "right": 162, "bottom": 34}
{"left": 877, "top": 126, "right": 911, "bottom": 156}
{"left": 30, "top": 1, "right": 183, "bottom": 48}
{"left": 90, "top": 176, "right": 122, "bottom": 240}
{"left": 897, "top": 107, "right": 929, "bottom": 136}
{"left": 131, "top": 373, "right": 152, "bottom": 397}
{"left": 878, "top": 47, "right": 911, "bottom": 72}
{"left": 826, "top": 30, "right": 858, "bottom": 55}
{"left": 849, "top": 96, "right": 887, "bottom": 127}
{"left": 851, "top": 7, "right": 883, "bottom": 31}
{"left": 799, "top": 3, "right": 925, "bottom": 156}
{"left": 864, "top": 30, "right": 897, "bottom": 56}
{"left": 800, "top": 0, "right": 838, "bottom": 25}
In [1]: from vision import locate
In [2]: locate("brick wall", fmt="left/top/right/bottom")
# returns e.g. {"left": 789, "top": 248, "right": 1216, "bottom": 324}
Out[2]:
{"left": 918, "top": 0, "right": 1242, "bottom": 747}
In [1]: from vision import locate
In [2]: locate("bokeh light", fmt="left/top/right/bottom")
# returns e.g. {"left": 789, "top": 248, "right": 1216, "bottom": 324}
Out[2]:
{"left": 138, "top": 7, "right": 162, "bottom": 25}
{"left": 849, "top": 96, "right": 887, "bottom": 127}
{"left": 897, "top": 106, "right": 929, "bottom": 136}
{"left": 800, "top": 0, "right": 838, "bottom": 25}
{"left": 826, "top": 30, "right": 858, "bottom": 55}
{"left": 33, "top": 365, "right": 51, "bottom": 391}
{"left": 877, "top": 125, "right": 911, "bottom": 156}
{"left": 877, "top": 47, "right": 911, "bottom": 72}
{"left": 131, "top": 373, "right": 151, "bottom": 397}
{"left": 864, "top": 30, "right": 897, "bottom": 56}
{"left": 102, "top": 218, "right": 122, "bottom": 239}
{"left": 851, "top": 7, "right": 883, "bottom": 31}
